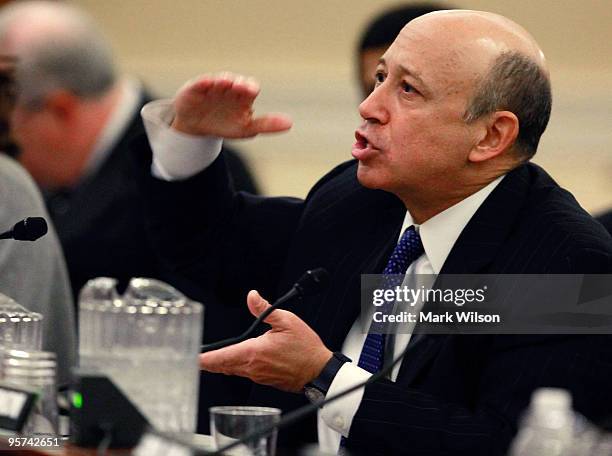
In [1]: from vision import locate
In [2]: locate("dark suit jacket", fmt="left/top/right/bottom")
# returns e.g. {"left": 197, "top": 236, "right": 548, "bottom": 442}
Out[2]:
{"left": 597, "top": 210, "right": 612, "bottom": 236}
{"left": 132, "top": 138, "right": 612, "bottom": 455}
{"left": 44, "top": 89, "right": 259, "bottom": 299}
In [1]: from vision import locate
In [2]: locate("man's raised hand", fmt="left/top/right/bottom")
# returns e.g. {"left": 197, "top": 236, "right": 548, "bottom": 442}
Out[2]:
{"left": 171, "top": 72, "right": 292, "bottom": 138}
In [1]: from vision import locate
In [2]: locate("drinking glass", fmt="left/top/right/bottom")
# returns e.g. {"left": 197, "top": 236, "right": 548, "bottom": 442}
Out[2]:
{"left": 210, "top": 406, "right": 281, "bottom": 456}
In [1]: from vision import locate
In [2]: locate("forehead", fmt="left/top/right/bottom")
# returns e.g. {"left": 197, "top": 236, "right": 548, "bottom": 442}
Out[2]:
{"left": 382, "top": 21, "right": 489, "bottom": 97}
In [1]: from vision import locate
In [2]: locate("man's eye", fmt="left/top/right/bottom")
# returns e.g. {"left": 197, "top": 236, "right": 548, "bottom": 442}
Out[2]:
{"left": 402, "top": 82, "right": 415, "bottom": 93}
{"left": 374, "top": 72, "right": 385, "bottom": 85}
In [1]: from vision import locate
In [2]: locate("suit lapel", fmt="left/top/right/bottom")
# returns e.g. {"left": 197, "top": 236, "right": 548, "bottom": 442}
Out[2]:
{"left": 440, "top": 164, "right": 531, "bottom": 275}
{"left": 397, "top": 164, "right": 533, "bottom": 385}
{"left": 316, "top": 202, "right": 405, "bottom": 351}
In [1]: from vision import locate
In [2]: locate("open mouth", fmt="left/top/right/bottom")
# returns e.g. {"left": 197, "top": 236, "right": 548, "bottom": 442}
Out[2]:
{"left": 352, "top": 130, "right": 379, "bottom": 160}
{"left": 354, "top": 131, "right": 369, "bottom": 150}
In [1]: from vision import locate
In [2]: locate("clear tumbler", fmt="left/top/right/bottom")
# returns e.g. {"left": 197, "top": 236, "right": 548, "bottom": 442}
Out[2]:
{"left": 210, "top": 406, "right": 281, "bottom": 456}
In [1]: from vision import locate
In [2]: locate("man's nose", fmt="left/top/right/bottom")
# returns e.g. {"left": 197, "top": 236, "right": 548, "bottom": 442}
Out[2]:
{"left": 358, "top": 85, "right": 389, "bottom": 125}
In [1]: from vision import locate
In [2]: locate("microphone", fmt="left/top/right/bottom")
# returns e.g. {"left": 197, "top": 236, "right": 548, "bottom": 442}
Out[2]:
{"left": 200, "top": 268, "right": 329, "bottom": 353}
{"left": 0, "top": 217, "right": 48, "bottom": 241}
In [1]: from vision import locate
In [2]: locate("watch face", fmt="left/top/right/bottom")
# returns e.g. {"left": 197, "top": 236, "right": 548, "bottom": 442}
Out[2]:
{"left": 304, "top": 386, "right": 325, "bottom": 404}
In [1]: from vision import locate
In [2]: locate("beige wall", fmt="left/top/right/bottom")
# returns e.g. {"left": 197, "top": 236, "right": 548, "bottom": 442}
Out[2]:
{"left": 72, "top": 0, "right": 612, "bottom": 213}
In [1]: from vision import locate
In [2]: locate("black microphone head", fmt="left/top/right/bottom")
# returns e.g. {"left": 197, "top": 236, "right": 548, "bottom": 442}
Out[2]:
{"left": 294, "top": 268, "right": 330, "bottom": 297}
{"left": 12, "top": 217, "right": 48, "bottom": 241}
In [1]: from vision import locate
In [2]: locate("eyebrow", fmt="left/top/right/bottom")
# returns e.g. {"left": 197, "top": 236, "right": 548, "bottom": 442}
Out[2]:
{"left": 378, "top": 57, "right": 428, "bottom": 90}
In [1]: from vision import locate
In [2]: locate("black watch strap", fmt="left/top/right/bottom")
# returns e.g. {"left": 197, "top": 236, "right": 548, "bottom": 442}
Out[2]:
{"left": 306, "top": 351, "right": 352, "bottom": 396}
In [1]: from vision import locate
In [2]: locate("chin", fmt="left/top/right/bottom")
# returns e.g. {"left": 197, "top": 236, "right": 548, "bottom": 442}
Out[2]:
{"left": 356, "top": 162, "right": 388, "bottom": 190}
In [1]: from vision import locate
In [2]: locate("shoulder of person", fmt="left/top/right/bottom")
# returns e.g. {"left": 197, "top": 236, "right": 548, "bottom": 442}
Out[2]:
{"left": 521, "top": 162, "right": 612, "bottom": 272}
{"left": 0, "top": 154, "right": 47, "bottom": 214}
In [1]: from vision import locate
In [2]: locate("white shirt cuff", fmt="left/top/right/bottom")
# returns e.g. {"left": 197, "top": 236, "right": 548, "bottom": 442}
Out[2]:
{"left": 319, "top": 362, "right": 371, "bottom": 444}
{"left": 141, "top": 99, "right": 222, "bottom": 181}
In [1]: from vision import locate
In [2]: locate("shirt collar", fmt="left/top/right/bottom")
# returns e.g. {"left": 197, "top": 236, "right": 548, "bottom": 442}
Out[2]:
{"left": 399, "top": 175, "right": 505, "bottom": 274}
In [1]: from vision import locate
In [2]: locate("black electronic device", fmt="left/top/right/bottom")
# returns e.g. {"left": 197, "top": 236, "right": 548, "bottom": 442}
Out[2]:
{"left": 0, "top": 382, "right": 38, "bottom": 432}
{"left": 69, "top": 368, "right": 149, "bottom": 448}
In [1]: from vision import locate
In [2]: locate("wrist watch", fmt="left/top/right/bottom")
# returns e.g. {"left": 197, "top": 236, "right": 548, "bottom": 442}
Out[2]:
{"left": 304, "top": 352, "right": 351, "bottom": 405}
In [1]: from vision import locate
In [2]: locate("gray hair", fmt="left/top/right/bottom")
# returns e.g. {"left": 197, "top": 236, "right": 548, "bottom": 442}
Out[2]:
{"left": 0, "top": 1, "right": 116, "bottom": 108}
{"left": 464, "top": 51, "right": 552, "bottom": 159}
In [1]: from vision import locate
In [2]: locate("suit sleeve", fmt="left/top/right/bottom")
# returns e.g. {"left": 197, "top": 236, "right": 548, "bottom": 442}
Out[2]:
{"left": 130, "top": 134, "right": 304, "bottom": 338}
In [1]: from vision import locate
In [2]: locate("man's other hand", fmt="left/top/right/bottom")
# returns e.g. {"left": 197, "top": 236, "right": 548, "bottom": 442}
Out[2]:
{"left": 172, "top": 72, "right": 292, "bottom": 138}
{"left": 199, "top": 290, "right": 333, "bottom": 392}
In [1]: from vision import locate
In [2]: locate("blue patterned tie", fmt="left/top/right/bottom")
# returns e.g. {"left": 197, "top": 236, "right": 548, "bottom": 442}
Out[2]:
{"left": 339, "top": 226, "right": 424, "bottom": 451}
{"left": 357, "top": 226, "right": 425, "bottom": 373}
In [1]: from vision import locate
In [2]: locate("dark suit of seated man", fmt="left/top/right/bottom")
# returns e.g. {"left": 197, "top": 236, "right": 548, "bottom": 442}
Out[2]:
{"left": 132, "top": 10, "right": 612, "bottom": 455}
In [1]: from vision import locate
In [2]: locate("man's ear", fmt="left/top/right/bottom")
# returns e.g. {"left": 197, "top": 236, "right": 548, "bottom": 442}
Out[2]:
{"left": 468, "top": 111, "right": 519, "bottom": 163}
{"left": 45, "top": 89, "right": 78, "bottom": 123}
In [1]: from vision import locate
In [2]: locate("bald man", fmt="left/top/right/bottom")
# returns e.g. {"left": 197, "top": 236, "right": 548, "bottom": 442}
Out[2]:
{"left": 133, "top": 10, "right": 612, "bottom": 455}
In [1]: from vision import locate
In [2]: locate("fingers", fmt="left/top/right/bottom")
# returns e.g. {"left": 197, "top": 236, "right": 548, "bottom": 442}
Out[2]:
{"left": 246, "top": 290, "right": 292, "bottom": 327}
{"left": 248, "top": 113, "right": 293, "bottom": 135}
{"left": 247, "top": 290, "right": 269, "bottom": 317}
{"left": 231, "top": 75, "right": 260, "bottom": 100}
{"left": 174, "top": 71, "right": 292, "bottom": 138}
{"left": 199, "top": 340, "right": 253, "bottom": 374}
{"left": 185, "top": 73, "right": 260, "bottom": 101}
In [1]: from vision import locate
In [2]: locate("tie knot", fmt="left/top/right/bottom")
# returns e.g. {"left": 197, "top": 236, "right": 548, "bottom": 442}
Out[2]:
{"left": 383, "top": 225, "right": 424, "bottom": 275}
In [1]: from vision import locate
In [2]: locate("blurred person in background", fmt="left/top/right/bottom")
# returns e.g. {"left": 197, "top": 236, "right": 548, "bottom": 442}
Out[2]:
{"left": 0, "top": 55, "right": 75, "bottom": 384}
{"left": 0, "top": 54, "right": 16, "bottom": 156}
{"left": 0, "top": 0, "right": 259, "bottom": 299}
{"left": 356, "top": 3, "right": 450, "bottom": 98}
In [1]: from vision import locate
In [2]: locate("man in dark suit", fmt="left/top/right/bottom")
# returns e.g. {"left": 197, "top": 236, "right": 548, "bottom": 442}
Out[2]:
{"left": 0, "top": 1, "right": 258, "bottom": 298}
{"left": 133, "top": 10, "right": 612, "bottom": 455}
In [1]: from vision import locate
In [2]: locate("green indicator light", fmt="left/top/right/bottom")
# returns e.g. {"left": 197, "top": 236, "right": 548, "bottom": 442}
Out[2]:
{"left": 72, "top": 392, "right": 83, "bottom": 409}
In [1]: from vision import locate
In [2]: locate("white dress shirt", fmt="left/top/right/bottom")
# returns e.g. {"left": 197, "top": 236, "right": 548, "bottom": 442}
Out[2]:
{"left": 140, "top": 99, "right": 504, "bottom": 454}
